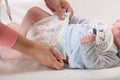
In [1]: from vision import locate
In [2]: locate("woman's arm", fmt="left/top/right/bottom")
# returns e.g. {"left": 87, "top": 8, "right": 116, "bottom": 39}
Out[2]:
{"left": 0, "top": 22, "right": 18, "bottom": 48}
{"left": 0, "top": 22, "right": 64, "bottom": 69}
{"left": 13, "top": 33, "right": 64, "bottom": 69}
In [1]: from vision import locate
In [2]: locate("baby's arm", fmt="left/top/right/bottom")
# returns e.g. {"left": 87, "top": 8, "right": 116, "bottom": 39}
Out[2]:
{"left": 80, "top": 42, "right": 119, "bottom": 69}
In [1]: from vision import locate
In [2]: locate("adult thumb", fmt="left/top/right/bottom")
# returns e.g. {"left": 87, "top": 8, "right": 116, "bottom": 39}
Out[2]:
{"left": 56, "top": 7, "right": 65, "bottom": 20}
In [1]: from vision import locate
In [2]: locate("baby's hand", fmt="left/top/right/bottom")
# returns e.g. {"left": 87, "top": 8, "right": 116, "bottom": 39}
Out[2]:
{"left": 80, "top": 33, "right": 96, "bottom": 44}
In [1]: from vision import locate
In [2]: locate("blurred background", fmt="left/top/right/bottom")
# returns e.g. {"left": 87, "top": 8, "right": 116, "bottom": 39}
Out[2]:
{"left": 0, "top": 0, "right": 120, "bottom": 27}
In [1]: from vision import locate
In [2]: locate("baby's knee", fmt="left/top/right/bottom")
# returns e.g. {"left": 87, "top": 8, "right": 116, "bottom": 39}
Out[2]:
{"left": 27, "top": 7, "right": 40, "bottom": 16}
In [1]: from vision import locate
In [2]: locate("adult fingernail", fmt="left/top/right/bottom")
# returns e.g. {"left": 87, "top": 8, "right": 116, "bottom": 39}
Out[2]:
{"left": 61, "top": 15, "right": 65, "bottom": 20}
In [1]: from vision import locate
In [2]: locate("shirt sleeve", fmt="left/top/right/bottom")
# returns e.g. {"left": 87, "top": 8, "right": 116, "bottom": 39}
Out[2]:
{"left": 0, "top": 22, "right": 18, "bottom": 48}
{"left": 80, "top": 42, "right": 120, "bottom": 69}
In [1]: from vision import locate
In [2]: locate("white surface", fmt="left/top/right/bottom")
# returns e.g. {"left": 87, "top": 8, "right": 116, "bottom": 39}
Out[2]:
{"left": 0, "top": 65, "right": 120, "bottom": 80}
{"left": 0, "top": 0, "right": 120, "bottom": 80}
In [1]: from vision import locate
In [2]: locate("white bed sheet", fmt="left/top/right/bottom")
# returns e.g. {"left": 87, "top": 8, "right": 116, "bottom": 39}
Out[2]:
{"left": 0, "top": 66, "right": 120, "bottom": 80}
{"left": 0, "top": 0, "right": 120, "bottom": 80}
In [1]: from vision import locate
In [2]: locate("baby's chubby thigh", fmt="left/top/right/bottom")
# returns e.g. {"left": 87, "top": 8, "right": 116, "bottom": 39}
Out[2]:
{"left": 7, "top": 22, "right": 26, "bottom": 36}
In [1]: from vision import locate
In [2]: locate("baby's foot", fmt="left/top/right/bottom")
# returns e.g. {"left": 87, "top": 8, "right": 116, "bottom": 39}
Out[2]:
{"left": 80, "top": 33, "right": 96, "bottom": 44}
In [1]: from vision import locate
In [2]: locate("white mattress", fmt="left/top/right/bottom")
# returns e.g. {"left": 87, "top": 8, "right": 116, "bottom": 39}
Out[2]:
{"left": 1, "top": 66, "right": 120, "bottom": 80}
{"left": 0, "top": 0, "right": 120, "bottom": 80}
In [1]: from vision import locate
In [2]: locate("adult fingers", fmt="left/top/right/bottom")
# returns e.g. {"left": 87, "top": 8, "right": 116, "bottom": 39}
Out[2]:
{"left": 48, "top": 54, "right": 64, "bottom": 70}
{"left": 67, "top": 7, "right": 74, "bottom": 19}
{"left": 50, "top": 48, "right": 64, "bottom": 69}
{"left": 44, "top": 47, "right": 64, "bottom": 70}
{"left": 45, "top": 1, "right": 56, "bottom": 12}
{"left": 56, "top": 6, "right": 65, "bottom": 20}
{"left": 51, "top": 48, "right": 64, "bottom": 63}
{"left": 62, "top": 1, "right": 74, "bottom": 18}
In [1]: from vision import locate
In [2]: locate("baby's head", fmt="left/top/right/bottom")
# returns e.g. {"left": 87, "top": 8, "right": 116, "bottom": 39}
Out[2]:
{"left": 112, "top": 19, "right": 120, "bottom": 50}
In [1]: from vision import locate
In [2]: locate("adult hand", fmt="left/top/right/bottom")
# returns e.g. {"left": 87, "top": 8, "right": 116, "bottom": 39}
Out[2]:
{"left": 12, "top": 34, "right": 64, "bottom": 70}
{"left": 45, "top": 0, "right": 73, "bottom": 20}
{"left": 28, "top": 42, "right": 64, "bottom": 69}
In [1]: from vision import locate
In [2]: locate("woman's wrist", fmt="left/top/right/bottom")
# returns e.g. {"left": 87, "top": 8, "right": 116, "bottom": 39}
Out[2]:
{"left": 12, "top": 33, "right": 34, "bottom": 55}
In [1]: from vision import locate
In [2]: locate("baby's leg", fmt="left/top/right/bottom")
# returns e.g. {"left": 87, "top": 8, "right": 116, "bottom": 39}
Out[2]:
{"left": 80, "top": 33, "right": 96, "bottom": 44}
{"left": 21, "top": 7, "right": 51, "bottom": 36}
{"left": 7, "top": 22, "right": 24, "bottom": 35}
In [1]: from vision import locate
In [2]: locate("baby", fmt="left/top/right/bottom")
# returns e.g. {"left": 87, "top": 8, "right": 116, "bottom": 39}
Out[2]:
{"left": 25, "top": 7, "right": 120, "bottom": 69}
{"left": 1, "top": 7, "right": 120, "bottom": 69}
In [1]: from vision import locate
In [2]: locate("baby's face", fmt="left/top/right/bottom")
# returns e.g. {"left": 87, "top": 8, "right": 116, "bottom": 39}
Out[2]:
{"left": 112, "top": 19, "right": 120, "bottom": 50}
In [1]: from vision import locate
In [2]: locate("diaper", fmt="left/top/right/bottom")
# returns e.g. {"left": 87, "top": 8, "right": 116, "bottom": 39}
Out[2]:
{"left": 27, "top": 13, "right": 70, "bottom": 59}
